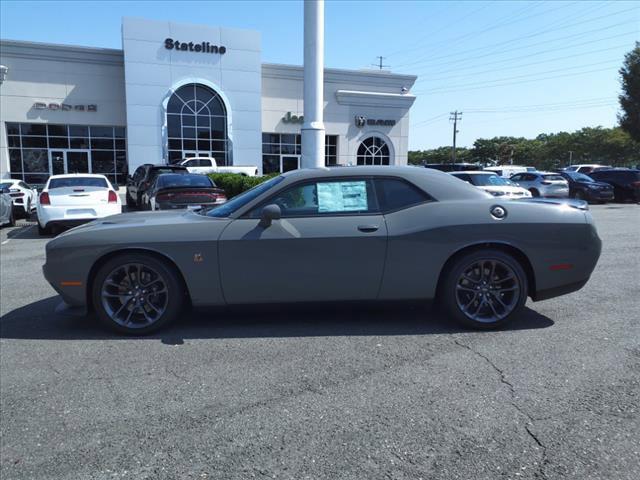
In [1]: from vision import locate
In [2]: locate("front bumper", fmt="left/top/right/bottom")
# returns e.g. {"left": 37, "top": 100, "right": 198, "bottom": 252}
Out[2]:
{"left": 585, "top": 189, "right": 614, "bottom": 201}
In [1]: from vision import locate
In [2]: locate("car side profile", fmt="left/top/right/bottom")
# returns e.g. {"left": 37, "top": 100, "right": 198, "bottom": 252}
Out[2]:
{"left": 510, "top": 171, "right": 569, "bottom": 198}
{"left": 450, "top": 171, "right": 532, "bottom": 198}
{"left": 43, "top": 167, "right": 601, "bottom": 335}
{"left": 559, "top": 171, "right": 614, "bottom": 203}
{"left": 0, "top": 179, "right": 38, "bottom": 218}
{"left": 588, "top": 168, "right": 640, "bottom": 203}
{"left": 0, "top": 186, "right": 16, "bottom": 227}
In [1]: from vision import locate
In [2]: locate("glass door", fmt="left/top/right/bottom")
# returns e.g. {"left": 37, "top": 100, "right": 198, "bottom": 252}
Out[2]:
{"left": 48, "top": 150, "right": 92, "bottom": 175}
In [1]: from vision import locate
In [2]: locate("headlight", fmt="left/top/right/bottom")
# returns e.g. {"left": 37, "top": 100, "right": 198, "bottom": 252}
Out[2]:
{"left": 491, "top": 191, "right": 506, "bottom": 196}
{"left": 586, "top": 184, "right": 599, "bottom": 189}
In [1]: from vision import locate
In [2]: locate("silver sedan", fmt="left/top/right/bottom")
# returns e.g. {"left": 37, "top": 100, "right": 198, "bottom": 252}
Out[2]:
{"left": 509, "top": 171, "right": 570, "bottom": 198}
{"left": 42, "top": 166, "right": 601, "bottom": 335}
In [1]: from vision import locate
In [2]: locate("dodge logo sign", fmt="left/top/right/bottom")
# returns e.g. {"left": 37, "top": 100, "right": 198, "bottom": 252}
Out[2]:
{"left": 34, "top": 102, "right": 97, "bottom": 112}
{"left": 355, "top": 116, "right": 396, "bottom": 128}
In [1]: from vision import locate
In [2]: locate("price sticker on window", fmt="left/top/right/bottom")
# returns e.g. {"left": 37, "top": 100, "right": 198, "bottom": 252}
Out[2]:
{"left": 318, "top": 181, "right": 368, "bottom": 213}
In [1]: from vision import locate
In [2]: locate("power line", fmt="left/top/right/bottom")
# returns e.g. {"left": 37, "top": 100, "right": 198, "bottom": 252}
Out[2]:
{"left": 412, "top": 60, "right": 621, "bottom": 95}
{"left": 394, "top": 3, "right": 636, "bottom": 70}
{"left": 415, "top": 41, "right": 633, "bottom": 84}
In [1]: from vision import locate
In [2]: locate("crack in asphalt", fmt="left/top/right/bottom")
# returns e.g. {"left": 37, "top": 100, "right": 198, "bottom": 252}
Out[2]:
{"left": 453, "top": 338, "right": 549, "bottom": 479}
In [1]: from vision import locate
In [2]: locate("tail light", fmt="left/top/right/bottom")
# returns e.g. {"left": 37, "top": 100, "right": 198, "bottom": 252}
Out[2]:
{"left": 631, "top": 181, "right": 640, "bottom": 188}
{"left": 156, "top": 193, "right": 172, "bottom": 202}
{"left": 541, "top": 181, "right": 552, "bottom": 185}
{"left": 40, "top": 192, "right": 50, "bottom": 205}
{"left": 108, "top": 190, "right": 118, "bottom": 203}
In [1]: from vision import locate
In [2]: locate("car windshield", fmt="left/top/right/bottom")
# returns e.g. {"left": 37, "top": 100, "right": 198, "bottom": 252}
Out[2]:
{"left": 543, "top": 174, "right": 565, "bottom": 181}
{"left": 153, "top": 167, "right": 185, "bottom": 175}
{"left": 566, "top": 172, "right": 594, "bottom": 183}
{"left": 48, "top": 177, "right": 108, "bottom": 189}
{"left": 157, "top": 174, "right": 212, "bottom": 188}
{"left": 205, "top": 175, "right": 284, "bottom": 217}
{"left": 468, "top": 174, "right": 510, "bottom": 187}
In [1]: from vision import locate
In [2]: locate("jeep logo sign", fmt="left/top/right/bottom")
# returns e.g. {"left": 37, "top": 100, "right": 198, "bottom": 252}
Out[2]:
{"left": 355, "top": 116, "right": 396, "bottom": 127}
{"left": 282, "top": 112, "right": 304, "bottom": 124}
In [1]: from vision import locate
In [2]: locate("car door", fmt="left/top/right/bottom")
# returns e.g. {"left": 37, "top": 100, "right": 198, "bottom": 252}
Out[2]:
{"left": 218, "top": 177, "right": 388, "bottom": 304}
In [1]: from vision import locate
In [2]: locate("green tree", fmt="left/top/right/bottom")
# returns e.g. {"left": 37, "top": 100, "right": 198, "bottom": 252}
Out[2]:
{"left": 618, "top": 42, "right": 640, "bottom": 142}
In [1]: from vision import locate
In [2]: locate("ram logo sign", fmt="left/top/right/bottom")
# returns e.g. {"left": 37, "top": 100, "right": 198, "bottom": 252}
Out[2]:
{"left": 355, "top": 115, "right": 396, "bottom": 128}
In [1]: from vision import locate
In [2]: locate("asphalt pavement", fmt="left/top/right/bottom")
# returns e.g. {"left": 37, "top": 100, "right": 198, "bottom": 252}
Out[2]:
{"left": 1, "top": 204, "right": 639, "bottom": 480}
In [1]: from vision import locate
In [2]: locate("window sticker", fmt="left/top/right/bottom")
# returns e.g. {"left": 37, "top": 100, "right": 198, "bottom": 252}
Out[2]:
{"left": 318, "top": 181, "right": 368, "bottom": 213}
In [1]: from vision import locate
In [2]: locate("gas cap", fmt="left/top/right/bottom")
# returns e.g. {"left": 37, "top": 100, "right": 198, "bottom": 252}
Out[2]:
{"left": 490, "top": 205, "right": 507, "bottom": 219}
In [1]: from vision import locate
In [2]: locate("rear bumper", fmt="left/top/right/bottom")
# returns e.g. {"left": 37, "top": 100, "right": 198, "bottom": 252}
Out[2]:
{"left": 38, "top": 204, "right": 121, "bottom": 228}
{"left": 585, "top": 189, "right": 614, "bottom": 201}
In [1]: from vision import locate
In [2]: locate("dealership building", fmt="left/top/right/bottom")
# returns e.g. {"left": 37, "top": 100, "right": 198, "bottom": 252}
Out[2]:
{"left": 0, "top": 17, "right": 416, "bottom": 185}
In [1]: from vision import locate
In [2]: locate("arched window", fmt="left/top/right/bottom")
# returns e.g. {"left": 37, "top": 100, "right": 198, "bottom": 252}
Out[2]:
{"left": 166, "top": 84, "right": 228, "bottom": 165}
{"left": 357, "top": 136, "right": 390, "bottom": 165}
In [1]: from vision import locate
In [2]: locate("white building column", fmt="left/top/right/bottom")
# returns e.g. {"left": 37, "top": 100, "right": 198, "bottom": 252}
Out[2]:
{"left": 301, "top": 0, "right": 325, "bottom": 169}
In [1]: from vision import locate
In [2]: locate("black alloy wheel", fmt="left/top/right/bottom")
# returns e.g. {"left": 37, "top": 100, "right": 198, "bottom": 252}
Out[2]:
{"left": 441, "top": 249, "right": 528, "bottom": 329}
{"left": 93, "top": 253, "right": 184, "bottom": 335}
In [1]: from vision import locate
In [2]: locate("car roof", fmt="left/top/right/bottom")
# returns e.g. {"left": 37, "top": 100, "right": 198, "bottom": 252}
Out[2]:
{"left": 450, "top": 171, "right": 495, "bottom": 175}
{"left": 151, "top": 164, "right": 187, "bottom": 169}
{"left": 276, "top": 166, "right": 490, "bottom": 202}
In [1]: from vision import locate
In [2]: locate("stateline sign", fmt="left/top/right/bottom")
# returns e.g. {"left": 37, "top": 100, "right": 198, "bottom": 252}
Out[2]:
{"left": 164, "top": 38, "right": 226, "bottom": 54}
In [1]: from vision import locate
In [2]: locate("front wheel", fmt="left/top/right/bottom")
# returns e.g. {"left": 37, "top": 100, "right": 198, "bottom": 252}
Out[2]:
{"left": 529, "top": 188, "right": 540, "bottom": 198}
{"left": 440, "top": 250, "right": 528, "bottom": 329}
{"left": 92, "top": 253, "right": 184, "bottom": 335}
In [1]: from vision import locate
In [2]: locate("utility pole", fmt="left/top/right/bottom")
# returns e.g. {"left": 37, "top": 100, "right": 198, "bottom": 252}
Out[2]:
{"left": 450, "top": 111, "right": 462, "bottom": 163}
{"left": 372, "top": 56, "right": 390, "bottom": 70}
{"left": 568, "top": 150, "right": 574, "bottom": 164}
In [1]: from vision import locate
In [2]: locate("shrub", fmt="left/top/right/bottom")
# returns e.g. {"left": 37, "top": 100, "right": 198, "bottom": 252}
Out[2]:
{"left": 208, "top": 173, "right": 278, "bottom": 198}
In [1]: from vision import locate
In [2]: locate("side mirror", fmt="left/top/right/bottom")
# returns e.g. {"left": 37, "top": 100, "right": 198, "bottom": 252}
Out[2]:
{"left": 259, "top": 204, "right": 281, "bottom": 228}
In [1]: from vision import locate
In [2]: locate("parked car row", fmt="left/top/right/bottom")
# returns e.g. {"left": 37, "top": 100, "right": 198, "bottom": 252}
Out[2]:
{"left": 442, "top": 163, "right": 639, "bottom": 203}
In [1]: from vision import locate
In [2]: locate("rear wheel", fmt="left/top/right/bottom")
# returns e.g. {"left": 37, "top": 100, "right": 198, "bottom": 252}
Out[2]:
{"left": 574, "top": 190, "right": 586, "bottom": 201}
{"left": 125, "top": 191, "right": 134, "bottom": 209}
{"left": 92, "top": 253, "right": 184, "bottom": 335}
{"left": 38, "top": 223, "right": 51, "bottom": 235}
{"left": 440, "top": 249, "right": 528, "bottom": 329}
{"left": 8, "top": 208, "right": 16, "bottom": 227}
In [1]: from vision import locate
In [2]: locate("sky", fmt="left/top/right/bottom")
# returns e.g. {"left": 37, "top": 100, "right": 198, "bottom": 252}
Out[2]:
{"left": 1, "top": 0, "right": 638, "bottom": 150}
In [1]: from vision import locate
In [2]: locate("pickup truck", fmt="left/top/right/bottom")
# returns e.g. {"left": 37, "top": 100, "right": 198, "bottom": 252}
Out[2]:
{"left": 179, "top": 157, "right": 258, "bottom": 177}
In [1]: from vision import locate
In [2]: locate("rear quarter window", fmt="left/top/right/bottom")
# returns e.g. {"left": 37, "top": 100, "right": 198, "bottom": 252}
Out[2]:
{"left": 375, "top": 178, "right": 431, "bottom": 212}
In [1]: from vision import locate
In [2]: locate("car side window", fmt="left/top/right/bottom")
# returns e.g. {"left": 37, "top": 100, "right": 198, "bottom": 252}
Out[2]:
{"left": 200, "top": 159, "right": 212, "bottom": 167}
{"left": 511, "top": 174, "right": 522, "bottom": 181}
{"left": 375, "top": 178, "right": 431, "bottom": 212}
{"left": 248, "top": 179, "right": 377, "bottom": 218}
{"left": 454, "top": 174, "right": 471, "bottom": 183}
{"left": 132, "top": 167, "right": 144, "bottom": 181}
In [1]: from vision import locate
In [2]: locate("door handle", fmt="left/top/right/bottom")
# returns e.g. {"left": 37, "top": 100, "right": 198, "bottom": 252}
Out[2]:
{"left": 357, "top": 225, "right": 379, "bottom": 233}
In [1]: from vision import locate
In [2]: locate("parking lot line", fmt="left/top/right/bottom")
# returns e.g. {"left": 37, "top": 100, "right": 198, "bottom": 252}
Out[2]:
{"left": 1, "top": 223, "right": 35, "bottom": 245}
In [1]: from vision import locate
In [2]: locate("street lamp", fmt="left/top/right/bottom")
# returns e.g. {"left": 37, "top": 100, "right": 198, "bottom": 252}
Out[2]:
{"left": 0, "top": 65, "right": 8, "bottom": 85}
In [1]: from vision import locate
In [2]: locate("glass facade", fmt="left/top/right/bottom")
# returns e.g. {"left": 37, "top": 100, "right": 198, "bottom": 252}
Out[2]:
{"left": 166, "top": 84, "right": 229, "bottom": 165}
{"left": 5, "top": 123, "right": 127, "bottom": 185}
{"left": 262, "top": 133, "right": 338, "bottom": 174}
{"left": 357, "top": 136, "right": 390, "bottom": 165}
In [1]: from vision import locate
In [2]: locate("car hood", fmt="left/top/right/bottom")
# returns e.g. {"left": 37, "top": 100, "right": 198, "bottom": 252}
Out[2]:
{"left": 480, "top": 186, "right": 530, "bottom": 194}
{"left": 53, "top": 209, "right": 230, "bottom": 245}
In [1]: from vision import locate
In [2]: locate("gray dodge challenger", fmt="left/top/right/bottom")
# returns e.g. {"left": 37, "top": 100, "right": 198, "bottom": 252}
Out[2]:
{"left": 43, "top": 166, "right": 602, "bottom": 334}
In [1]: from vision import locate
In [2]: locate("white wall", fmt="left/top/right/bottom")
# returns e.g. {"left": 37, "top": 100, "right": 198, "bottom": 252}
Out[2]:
{"left": 122, "top": 17, "right": 263, "bottom": 173}
{"left": 0, "top": 41, "right": 126, "bottom": 179}
{"left": 261, "top": 65, "right": 416, "bottom": 166}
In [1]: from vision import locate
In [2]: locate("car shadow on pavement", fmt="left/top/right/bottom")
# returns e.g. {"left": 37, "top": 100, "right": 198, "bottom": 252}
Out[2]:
{"left": 5, "top": 222, "right": 46, "bottom": 239}
{"left": 0, "top": 296, "right": 554, "bottom": 342}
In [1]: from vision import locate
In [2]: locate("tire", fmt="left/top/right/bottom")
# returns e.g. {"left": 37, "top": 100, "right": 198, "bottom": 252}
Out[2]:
{"left": 574, "top": 190, "right": 585, "bottom": 201}
{"left": 125, "top": 191, "right": 134, "bottom": 209}
{"left": 8, "top": 208, "right": 16, "bottom": 227}
{"left": 92, "top": 253, "right": 184, "bottom": 335}
{"left": 38, "top": 223, "right": 51, "bottom": 236}
{"left": 440, "top": 249, "right": 528, "bottom": 330}
{"left": 529, "top": 188, "right": 540, "bottom": 198}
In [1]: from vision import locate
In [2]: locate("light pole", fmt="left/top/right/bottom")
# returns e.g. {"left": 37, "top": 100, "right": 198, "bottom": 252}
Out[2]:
{"left": 301, "top": 0, "right": 325, "bottom": 169}
{"left": 0, "top": 65, "right": 8, "bottom": 85}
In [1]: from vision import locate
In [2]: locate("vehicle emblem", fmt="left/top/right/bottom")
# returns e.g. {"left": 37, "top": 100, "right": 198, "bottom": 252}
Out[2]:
{"left": 193, "top": 253, "right": 204, "bottom": 263}
{"left": 490, "top": 205, "right": 507, "bottom": 219}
